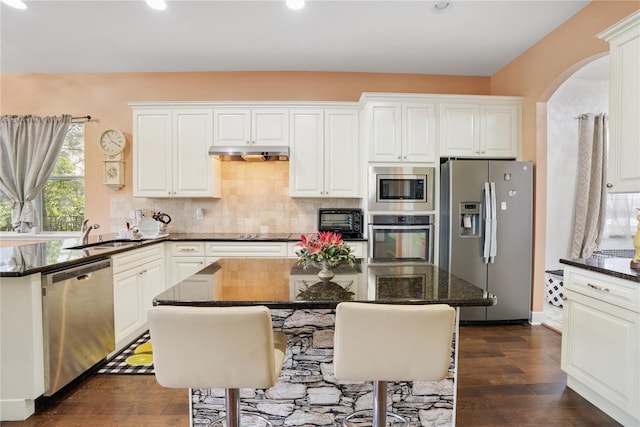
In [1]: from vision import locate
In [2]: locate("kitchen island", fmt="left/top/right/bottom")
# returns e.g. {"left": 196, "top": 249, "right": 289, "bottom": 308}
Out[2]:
{"left": 154, "top": 258, "right": 496, "bottom": 427}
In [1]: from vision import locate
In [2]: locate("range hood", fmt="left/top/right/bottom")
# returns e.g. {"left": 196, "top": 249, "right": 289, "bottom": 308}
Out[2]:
{"left": 208, "top": 145, "right": 289, "bottom": 161}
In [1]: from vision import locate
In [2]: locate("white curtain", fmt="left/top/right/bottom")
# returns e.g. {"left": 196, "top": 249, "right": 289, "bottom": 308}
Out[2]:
{"left": 571, "top": 113, "right": 608, "bottom": 258}
{"left": 0, "top": 115, "right": 72, "bottom": 232}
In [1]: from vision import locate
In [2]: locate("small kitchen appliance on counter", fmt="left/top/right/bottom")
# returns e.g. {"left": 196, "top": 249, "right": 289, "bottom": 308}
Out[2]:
{"left": 318, "top": 208, "right": 363, "bottom": 238}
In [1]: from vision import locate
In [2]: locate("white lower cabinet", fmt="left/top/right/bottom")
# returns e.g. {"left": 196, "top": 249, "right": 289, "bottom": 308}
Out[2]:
{"left": 561, "top": 266, "right": 639, "bottom": 426}
{"left": 112, "top": 245, "right": 165, "bottom": 352}
{"left": 168, "top": 242, "right": 207, "bottom": 286}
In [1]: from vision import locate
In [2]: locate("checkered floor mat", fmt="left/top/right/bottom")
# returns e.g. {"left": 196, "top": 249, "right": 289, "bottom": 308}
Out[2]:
{"left": 97, "top": 332, "right": 154, "bottom": 375}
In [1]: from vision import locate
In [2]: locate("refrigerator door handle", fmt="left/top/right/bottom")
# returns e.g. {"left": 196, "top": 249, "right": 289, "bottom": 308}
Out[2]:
{"left": 489, "top": 182, "right": 497, "bottom": 263}
{"left": 483, "top": 182, "right": 491, "bottom": 263}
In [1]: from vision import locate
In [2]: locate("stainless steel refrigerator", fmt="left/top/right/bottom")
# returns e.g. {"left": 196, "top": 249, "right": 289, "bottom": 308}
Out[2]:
{"left": 440, "top": 159, "right": 533, "bottom": 322}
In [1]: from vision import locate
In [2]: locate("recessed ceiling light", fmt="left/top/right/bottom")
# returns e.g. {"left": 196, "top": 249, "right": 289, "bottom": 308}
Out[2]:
{"left": 146, "top": 0, "right": 167, "bottom": 11}
{"left": 286, "top": 0, "right": 305, "bottom": 11}
{"left": 432, "top": 1, "right": 453, "bottom": 14}
{"left": 1, "top": 0, "right": 27, "bottom": 9}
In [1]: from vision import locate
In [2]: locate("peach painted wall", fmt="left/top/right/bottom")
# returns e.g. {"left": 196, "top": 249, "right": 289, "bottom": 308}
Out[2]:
{"left": 490, "top": 0, "right": 639, "bottom": 313}
{"left": 0, "top": 72, "right": 489, "bottom": 232}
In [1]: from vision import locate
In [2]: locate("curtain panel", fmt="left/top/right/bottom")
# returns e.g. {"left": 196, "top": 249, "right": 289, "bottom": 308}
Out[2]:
{"left": 571, "top": 113, "right": 608, "bottom": 259}
{"left": 0, "top": 114, "right": 71, "bottom": 232}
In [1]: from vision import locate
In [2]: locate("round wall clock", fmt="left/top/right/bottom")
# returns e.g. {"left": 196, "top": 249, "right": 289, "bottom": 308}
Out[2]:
{"left": 98, "top": 128, "right": 127, "bottom": 155}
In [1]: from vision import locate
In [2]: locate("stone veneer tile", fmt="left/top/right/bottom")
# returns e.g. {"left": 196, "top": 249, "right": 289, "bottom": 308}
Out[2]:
{"left": 191, "top": 309, "right": 456, "bottom": 427}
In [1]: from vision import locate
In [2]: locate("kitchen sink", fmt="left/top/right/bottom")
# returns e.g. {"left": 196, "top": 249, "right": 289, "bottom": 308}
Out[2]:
{"left": 65, "top": 239, "right": 138, "bottom": 250}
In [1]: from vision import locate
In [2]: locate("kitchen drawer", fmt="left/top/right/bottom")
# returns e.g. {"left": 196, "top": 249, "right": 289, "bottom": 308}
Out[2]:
{"left": 112, "top": 244, "right": 164, "bottom": 274}
{"left": 205, "top": 242, "right": 287, "bottom": 257}
{"left": 171, "top": 242, "right": 205, "bottom": 257}
{"left": 565, "top": 267, "right": 639, "bottom": 313}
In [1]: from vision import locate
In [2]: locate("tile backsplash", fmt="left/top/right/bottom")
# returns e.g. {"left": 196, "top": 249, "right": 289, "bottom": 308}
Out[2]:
{"left": 110, "top": 161, "right": 362, "bottom": 235}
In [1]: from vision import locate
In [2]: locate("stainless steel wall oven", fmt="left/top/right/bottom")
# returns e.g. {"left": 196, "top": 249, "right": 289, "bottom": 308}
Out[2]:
{"left": 369, "top": 214, "right": 434, "bottom": 262}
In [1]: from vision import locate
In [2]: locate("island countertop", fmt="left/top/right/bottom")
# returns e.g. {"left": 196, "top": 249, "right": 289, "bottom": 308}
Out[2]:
{"left": 153, "top": 258, "right": 497, "bottom": 309}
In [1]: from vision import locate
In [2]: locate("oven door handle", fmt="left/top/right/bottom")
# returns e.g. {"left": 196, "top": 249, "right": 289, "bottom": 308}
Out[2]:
{"left": 370, "top": 225, "right": 432, "bottom": 230}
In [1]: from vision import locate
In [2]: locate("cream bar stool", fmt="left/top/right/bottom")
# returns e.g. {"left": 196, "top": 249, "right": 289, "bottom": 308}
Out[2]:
{"left": 148, "top": 305, "right": 287, "bottom": 427}
{"left": 334, "top": 302, "right": 456, "bottom": 426}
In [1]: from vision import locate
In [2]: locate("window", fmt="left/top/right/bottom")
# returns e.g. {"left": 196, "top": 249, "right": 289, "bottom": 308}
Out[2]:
{"left": 0, "top": 124, "right": 85, "bottom": 232}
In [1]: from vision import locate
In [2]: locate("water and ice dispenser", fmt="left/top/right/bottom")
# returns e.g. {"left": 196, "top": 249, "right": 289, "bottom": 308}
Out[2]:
{"left": 459, "top": 202, "right": 481, "bottom": 236}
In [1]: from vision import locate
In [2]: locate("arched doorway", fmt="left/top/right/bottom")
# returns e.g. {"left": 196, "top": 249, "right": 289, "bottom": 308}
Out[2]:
{"left": 541, "top": 55, "right": 609, "bottom": 331}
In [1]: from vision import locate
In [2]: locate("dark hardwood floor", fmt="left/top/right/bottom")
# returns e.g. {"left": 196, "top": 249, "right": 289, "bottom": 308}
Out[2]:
{"left": 2, "top": 325, "right": 621, "bottom": 426}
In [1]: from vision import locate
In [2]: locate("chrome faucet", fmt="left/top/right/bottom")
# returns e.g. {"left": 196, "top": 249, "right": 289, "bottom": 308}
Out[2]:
{"left": 81, "top": 219, "right": 100, "bottom": 245}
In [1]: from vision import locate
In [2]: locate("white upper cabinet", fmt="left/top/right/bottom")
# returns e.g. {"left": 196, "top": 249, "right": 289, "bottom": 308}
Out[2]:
{"left": 213, "top": 108, "right": 289, "bottom": 146}
{"left": 289, "top": 108, "right": 360, "bottom": 198}
{"left": 132, "top": 107, "right": 221, "bottom": 198}
{"left": 324, "top": 109, "right": 361, "bottom": 197}
{"left": 439, "top": 100, "right": 521, "bottom": 158}
{"left": 289, "top": 109, "right": 324, "bottom": 197}
{"left": 599, "top": 11, "right": 640, "bottom": 193}
{"left": 367, "top": 101, "right": 436, "bottom": 163}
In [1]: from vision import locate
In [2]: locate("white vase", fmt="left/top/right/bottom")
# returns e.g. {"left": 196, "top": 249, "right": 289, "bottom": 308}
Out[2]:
{"left": 310, "top": 260, "right": 335, "bottom": 280}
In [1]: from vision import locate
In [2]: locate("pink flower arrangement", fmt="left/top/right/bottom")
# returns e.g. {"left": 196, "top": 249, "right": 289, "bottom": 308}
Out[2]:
{"left": 295, "top": 231, "right": 357, "bottom": 268}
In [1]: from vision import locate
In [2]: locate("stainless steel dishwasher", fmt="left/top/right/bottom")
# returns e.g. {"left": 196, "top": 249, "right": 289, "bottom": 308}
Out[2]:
{"left": 41, "top": 258, "right": 115, "bottom": 396}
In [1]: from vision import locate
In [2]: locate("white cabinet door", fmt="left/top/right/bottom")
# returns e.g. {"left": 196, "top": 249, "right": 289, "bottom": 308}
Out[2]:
{"left": 289, "top": 109, "right": 325, "bottom": 197}
{"left": 600, "top": 12, "right": 640, "bottom": 193}
{"left": 173, "top": 109, "right": 215, "bottom": 197}
{"left": 439, "top": 103, "right": 479, "bottom": 157}
{"left": 562, "top": 289, "right": 639, "bottom": 423}
{"left": 169, "top": 242, "right": 206, "bottom": 286}
{"left": 368, "top": 102, "right": 435, "bottom": 163}
{"left": 214, "top": 108, "right": 289, "bottom": 146}
{"left": 324, "top": 109, "right": 360, "bottom": 197}
{"left": 480, "top": 104, "right": 519, "bottom": 157}
{"left": 440, "top": 102, "right": 519, "bottom": 158}
{"left": 290, "top": 108, "right": 360, "bottom": 198}
{"left": 213, "top": 108, "right": 251, "bottom": 146}
{"left": 134, "top": 107, "right": 218, "bottom": 198}
{"left": 113, "top": 270, "right": 143, "bottom": 346}
{"left": 368, "top": 103, "right": 402, "bottom": 162}
{"left": 140, "top": 258, "right": 164, "bottom": 317}
{"left": 133, "top": 109, "right": 173, "bottom": 197}
{"left": 402, "top": 103, "right": 436, "bottom": 162}
{"left": 252, "top": 109, "right": 289, "bottom": 146}
{"left": 171, "top": 256, "right": 206, "bottom": 286}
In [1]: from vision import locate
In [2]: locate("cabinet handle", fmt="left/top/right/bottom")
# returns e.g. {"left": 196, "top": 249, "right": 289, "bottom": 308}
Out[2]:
{"left": 561, "top": 296, "right": 567, "bottom": 301}
{"left": 397, "top": 156, "right": 401, "bottom": 159}
{"left": 606, "top": 183, "right": 613, "bottom": 188}
{"left": 139, "top": 269, "right": 147, "bottom": 275}
{"left": 587, "top": 283, "right": 610, "bottom": 292}
{"left": 180, "top": 248, "right": 196, "bottom": 252}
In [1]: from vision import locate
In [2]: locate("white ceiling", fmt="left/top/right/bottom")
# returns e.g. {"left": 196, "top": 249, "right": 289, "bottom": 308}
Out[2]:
{"left": 1, "top": 0, "right": 592, "bottom": 76}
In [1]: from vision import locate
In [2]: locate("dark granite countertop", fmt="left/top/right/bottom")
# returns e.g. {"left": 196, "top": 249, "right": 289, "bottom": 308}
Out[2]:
{"left": 560, "top": 257, "right": 640, "bottom": 282}
{"left": 153, "top": 258, "right": 497, "bottom": 309}
{"left": 0, "top": 233, "right": 367, "bottom": 277}
{"left": 168, "top": 232, "right": 367, "bottom": 242}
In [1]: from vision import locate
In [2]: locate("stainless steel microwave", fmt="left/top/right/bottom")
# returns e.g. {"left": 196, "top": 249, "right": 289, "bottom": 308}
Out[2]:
{"left": 368, "top": 166, "right": 435, "bottom": 212}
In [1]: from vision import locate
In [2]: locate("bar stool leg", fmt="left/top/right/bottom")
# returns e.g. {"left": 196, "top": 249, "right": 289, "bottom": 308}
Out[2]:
{"left": 372, "top": 380, "right": 387, "bottom": 427}
{"left": 225, "top": 388, "right": 240, "bottom": 427}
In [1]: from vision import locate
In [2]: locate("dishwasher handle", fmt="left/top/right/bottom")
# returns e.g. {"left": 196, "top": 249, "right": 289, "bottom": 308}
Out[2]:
{"left": 45, "top": 259, "right": 112, "bottom": 285}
